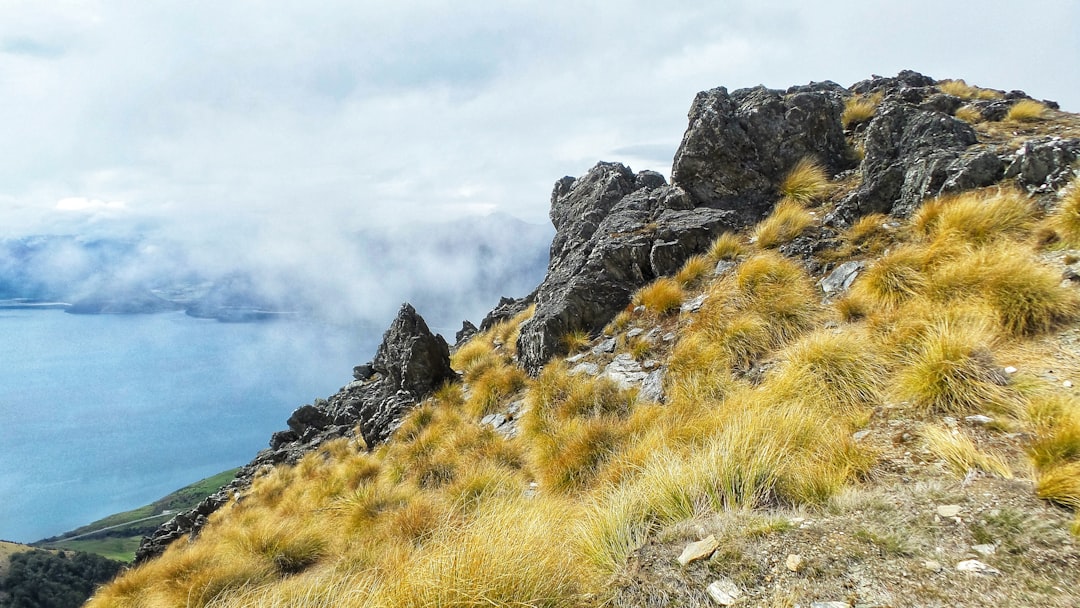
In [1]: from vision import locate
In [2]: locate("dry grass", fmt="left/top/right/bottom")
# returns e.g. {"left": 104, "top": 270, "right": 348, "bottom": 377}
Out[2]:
{"left": 632, "top": 277, "right": 684, "bottom": 315}
{"left": 708, "top": 232, "right": 745, "bottom": 261}
{"left": 955, "top": 105, "right": 983, "bottom": 124}
{"left": 561, "top": 329, "right": 591, "bottom": 354}
{"left": 912, "top": 189, "right": 1036, "bottom": 245}
{"left": 841, "top": 91, "right": 883, "bottom": 128}
{"left": 766, "top": 328, "right": 885, "bottom": 418}
{"left": 938, "top": 79, "right": 1003, "bottom": 100}
{"left": 1035, "top": 462, "right": 1080, "bottom": 510}
{"left": 892, "top": 317, "right": 1020, "bottom": 416}
{"left": 849, "top": 245, "right": 930, "bottom": 308}
{"left": 779, "top": 158, "right": 831, "bottom": 203}
{"left": 1051, "top": 177, "right": 1080, "bottom": 246}
{"left": 674, "top": 254, "right": 712, "bottom": 287}
{"left": 1006, "top": 99, "right": 1049, "bottom": 122}
{"left": 754, "top": 199, "right": 814, "bottom": 248}
{"left": 922, "top": 424, "right": 1012, "bottom": 478}
{"left": 1026, "top": 395, "right": 1080, "bottom": 470}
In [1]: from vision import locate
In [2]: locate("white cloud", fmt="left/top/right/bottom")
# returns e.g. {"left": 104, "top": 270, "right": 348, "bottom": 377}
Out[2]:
{"left": 54, "top": 197, "right": 126, "bottom": 212}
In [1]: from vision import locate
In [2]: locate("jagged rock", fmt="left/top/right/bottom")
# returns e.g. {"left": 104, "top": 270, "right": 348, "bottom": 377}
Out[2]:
{"left": 352, "top": 363, "right": 375, "bottom": 381}
{"left": 681, "top": 293, "right": 707, "bottom": 313}
{"left": 455, "top": 320, "right": 478, "bottom": 346}
{"left": 516, "top": 162, "right": 740, "bottom": 373}
{"left": 592, "top": 337, "right": 617, "bottom": 355}
{"left": 671, "top": 83, "right": 854, "bottom": 220}
{"left": 849, "top": 70, "right": 936, "bottom": 95}
{"left": 956, "top": 559, "right": 1001, "bottom": 575}
{"left": 479, "top": 294, "right": 535, "bottom": 332}
{"left": 786, "top": 554, "right": 806, "bottom": 572}
{"left": 640, "top": 369, "right": 666, "bottom": 403}
{"left": 1004, "top": 137, "right": 1080, "bottom": 194}
{"left": 136, "top": 302, "right": 453, "bottom": 563}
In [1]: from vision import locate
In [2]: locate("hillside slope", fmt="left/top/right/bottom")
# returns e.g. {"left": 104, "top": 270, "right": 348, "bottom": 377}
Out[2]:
{"left": 87, "top": 71, "right": 1080, "bottom": 607}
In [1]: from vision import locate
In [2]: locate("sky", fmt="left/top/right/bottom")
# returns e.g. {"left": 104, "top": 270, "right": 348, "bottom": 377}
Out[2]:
{"left": 1, "top": 0, "right": 1078, "bottom": 254}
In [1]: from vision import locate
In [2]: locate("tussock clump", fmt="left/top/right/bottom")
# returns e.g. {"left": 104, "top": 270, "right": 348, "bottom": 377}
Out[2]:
{"left": 674, "top": 253, "right": 712, "bottom": 287}
{"left": 849, "top": 245, "right": 930, "bottom": 308}
{"left": 1006, "top": 99, "right": 1049, "bottom": 122}
{"left": 955, "top": 104, "right": 983, "bottom": 123}
{"left": 1035, "top": 462, "right": 1080, "bottom": 510}
{"left": 912, "top": 189, "right": 1036, "bottom": 245}
{"left": 1026, "top": 395, "right": 1080, "bottom": 470}
{"left": 893, "top": 318, "right": 1020, "bottom": 416}
{"left": 561, "top": 329, "right": 591, "bottom": 354}
{"left": 779, "top": 158, "right": 831, "bottom": 204}
{"left": 922, "top": 424, "right": 1012, "bottom": 478}
{"left": 767, "top": 329, "right": 885, "bottom": 417}
{"left": 753, "top": 198, "right": 815, "bottom": 248}
{"left": 708, "top": 231, "right": 745, "bottom": 261}
{"left": 1050, "top": 177, "right": 1080, "bottom": 246}
{"left": 632, "top": 277, "right": 684, "bottom": 315}
{"left": 841, "top": 91, "right": 883, "bottom": 128}
{"left": 938, "top": 79, "right": 1003, "bottom": 100}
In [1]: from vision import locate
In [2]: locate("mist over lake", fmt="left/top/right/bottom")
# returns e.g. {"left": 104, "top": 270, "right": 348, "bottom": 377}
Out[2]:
{"left": 0, "top": 309, "right": 377, "bottom": 543}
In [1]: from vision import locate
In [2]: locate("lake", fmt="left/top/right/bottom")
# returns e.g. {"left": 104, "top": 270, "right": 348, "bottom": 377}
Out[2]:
{"left": 0, "top": 309, "right": 378, "bottom": 543}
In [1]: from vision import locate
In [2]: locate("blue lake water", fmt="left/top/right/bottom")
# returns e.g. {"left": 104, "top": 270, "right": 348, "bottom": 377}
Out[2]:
{"left": 0, "top": 310, "right": 377, "bottom": 543}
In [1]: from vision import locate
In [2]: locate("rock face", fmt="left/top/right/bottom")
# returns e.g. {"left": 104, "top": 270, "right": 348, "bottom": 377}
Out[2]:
{"left": 672, "top": 81, "right": 855, "bottom": 221}
{"left": 516, "top": 82, "right": 864, "bottom": 373}
{"left": 135, "top": 303, "right": 453, "bottom": 562}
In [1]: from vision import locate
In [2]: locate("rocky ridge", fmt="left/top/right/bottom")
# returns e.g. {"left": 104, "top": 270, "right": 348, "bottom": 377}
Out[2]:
{"left": 136, "top": 69, "right": 1080, "bottom": 580}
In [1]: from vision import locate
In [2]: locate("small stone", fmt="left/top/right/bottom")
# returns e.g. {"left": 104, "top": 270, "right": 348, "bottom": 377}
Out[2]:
{"left": 662, "top": 332, "right": 676, "bottom": 342}
{"left": 570, "top": 362, "right": 600, "bottom": 376}
{"left": 677, "top": 535, "right": 719, "bottom": 565}
{"left": 1065, "top": 380, "right": 1074, "bottom": 389}
{"left": 714, "top": 260, "right": 737, "bottom": 277}
{"left": 706, "top": 578, "right": 742, "bottom": 606}
{"left": 1003, "top": 366, "right": 1018, "bottom": 374}
{"left": 810, "top": 603, "right": 850, "bottom": 608}
{"left": 923, "top": 560, "right": 942, "bottom": 572}
{"left": 852, "top": 430, "right": 871, "bottom": 442}
{"left": 972, "top": 544, "right": 997, "bottom": 556}
{"left": 965, "top": 415, "right": 993, "bottom": 425}
{"left": 681, "top": 294, "right": 708, "bottom": 313}
{"left": 956, "top": 559, "right": 1000, "bottom": 575}
{"left": 785, "top": 554, "right": 805, "bottom": 572}
{"left": 937, "top": 505, "right": 962, "bottom": 518}
{"left": 626, "top": 328, "right": 645, "bottom": 339}
{"left": 592, "top": 337, "right": 617, "bottom": 355}
{"left": 565, "top": 353, "right": 586, "bottom": 364}
{"left": 943, "top": 416, "right": 958, "bottom": 428}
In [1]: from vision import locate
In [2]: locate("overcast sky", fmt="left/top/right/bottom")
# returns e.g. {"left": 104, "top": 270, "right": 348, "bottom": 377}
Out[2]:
{"left": 2, "top": 0, "right": 1078, "bottom": 243}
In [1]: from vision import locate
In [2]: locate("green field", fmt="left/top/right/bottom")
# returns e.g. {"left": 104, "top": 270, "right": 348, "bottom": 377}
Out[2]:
{"left": 34, "top": 468, "right": 239, "bottom": 562}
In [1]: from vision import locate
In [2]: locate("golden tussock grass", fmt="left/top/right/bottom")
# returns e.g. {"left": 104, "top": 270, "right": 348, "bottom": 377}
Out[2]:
{"left": 1051, "top": 177, "right": 1080, "bottom": 246}
{"left": 938, "top": 79, "right": 1003, "bottom": 100}
{"left": 912, "top": 189, "right": 1036, "bottom": 245}
{"left": 766, "top": 328, "right": 885, "bottom": 418}
{"left": 708, "top": 231, "right": 745, "bottom": 261}
{"left": 955, "top": 105, "right": 983, "bottom": 124}
{"left": 561, "top": 329, "right": 591, "bottom": 354}
{"left": 846, "top": 212, "right": 893, "bottom": 248}
{"left": 922, "top": 424, "right": 1013, "bottom": 478}
{"left": 892, "top": 317, "right": 1021, "bottom": 416}
{"left": 1035, "top": 461, "right": 1080, "bottom": 510}
{"left": 929, "top": 243, "right": 1080, "bottom": 336}
{"left": 849, "top": 245, "right": 930, "bottom": 308}
{"left": 463, "top": 360, "right": 527, "bottom": 418}
{"left": 675, "top": 253, "right": 712, "bottom": 287}
{"left": 753, "top": 198, "right": 815, "bottom": 248}
{"left": 1025, "top": 395, "right": 1080, "bottom": 470}
{"left": 1006, "top": 99, "right": 1049, "bottom": 122}
{"left": 779, "top": 158, "right": 831, "bottom": 204}
{"left": 841, "top": 91, "right": 883, "bottom": 128}
{"left": 632, "top": 277, "right": 684, "bottom": 315}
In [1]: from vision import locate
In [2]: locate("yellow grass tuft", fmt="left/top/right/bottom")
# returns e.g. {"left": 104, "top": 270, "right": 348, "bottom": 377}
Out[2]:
{"left": 922, "top": 425, "right": 1013, "bottom": 478}
{"left": 1051, "top": 177, "right": 1080, "bottom": 246}
{"left": 753, "top": 199, "right": 815, "bottom": 248}
{"left": 893, "top": 317, "right": 1019, "bottom": 416}
{"left": 841, "top": 91, "right": 883, "bottom": 128}
{"left": 1035, "top": 461, "right": 1080, "bottom": 510}
{"left": 767, "top": 329, "right": 885, "bottom": 418}
{"left": 1006, "top": 99, "right": 1048, "bottom": 122}
{"left": 708, "top": 231, "right": 745, "bottom": 261}
{"left": 849, "top": 245, "right": 930, "bottom": 308}
{"left": 954, "top": 105, "right": 983, "bottom": 124}
{"left": 632, "top": 277, "right": 684, "bottom": 315}
{"left": 1025, "top": 395, "right": 1080, "bottom": 471}
{"left": 675, "top": 253, "right": 712, "bottom": 287}
{"left": 912, "top": 189, "right": 1036, "bottom": 245}
{"left": 561, "top": 329, "right": 591, "bottom": 354}
{"left": 779, "top": 158, "right": 832, "bottom": 204}
{"left": 938, "top": 79, "right": 1003, "bottom": 100}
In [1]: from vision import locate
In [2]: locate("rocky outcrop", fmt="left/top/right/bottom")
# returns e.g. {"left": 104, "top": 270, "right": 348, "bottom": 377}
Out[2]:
{"left": 516, "top": 82, "right": 865, "bottom": 373}
{"left": 516, "top": 164, "right": 739, "bottom": 373}
{"left": 135, "top": 303, "right": 453, "bottom": 562}
{"left": 671, "top": 82, "right": 855, "bottom": 221}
